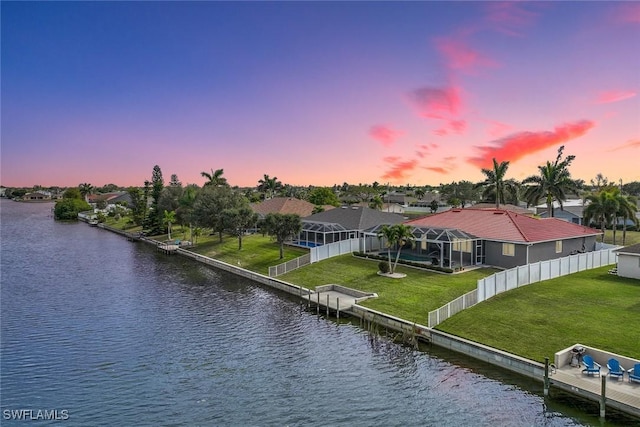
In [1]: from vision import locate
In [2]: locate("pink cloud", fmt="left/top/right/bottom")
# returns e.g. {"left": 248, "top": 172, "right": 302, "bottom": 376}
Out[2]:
{"left": 435, "top": 37, "right": 498, "bottom": 73}
{"left": 595, "top": 90, "right": 637, "bottom": 104}
{"left": 613, "top": 3, "right": 640, "bottom": 24}
{"left": 484, "top": 2, "right": 539, "bottom": 37}
{"left": 381, "top": 158, "right": 418, "bottom": 182}
{"left": 608, "top": 139, "right": 640, "bottom": 152}
{"left": 425, "top": 167, "right": 448, "bottom": 174}
{"left": 409, "top": 85, "right": 463, "bottom": 118}
{"left": 369, "top": 125, "right": 405, "bottom": 147}
{"left": 467, "top": 120, "right": 596, "bottom": 168}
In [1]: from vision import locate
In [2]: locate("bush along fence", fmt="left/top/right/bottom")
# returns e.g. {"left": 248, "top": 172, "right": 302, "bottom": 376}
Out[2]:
{"left": 427, "top": 247, "right": 620, "bottom": 328}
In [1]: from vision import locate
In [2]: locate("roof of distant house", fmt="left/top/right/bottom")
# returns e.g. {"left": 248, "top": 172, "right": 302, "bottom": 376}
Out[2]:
{"left": 303, "top": 206, "right": 405, "bottom": 230}
{"left": 614, "top": 243, "right": 640, "bottom": 255}
{"left": 251, "top": 197, "right": 331, "bottom": 218}
{"left": 405, "top": 208, "right": 600, "bottom": 243}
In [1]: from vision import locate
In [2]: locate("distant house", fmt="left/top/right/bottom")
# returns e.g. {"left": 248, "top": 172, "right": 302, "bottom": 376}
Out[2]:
{"left": 614, "top": 243, "right": 640, "bottom": 280}
{"left": 23, "top": 191, "right": 52, "bottom": 201}
{"left": 403, "top": 208, "right": 601, "bottom": 269}
{"left": 251, "top": 197, "right": 332, "bottom": 219}
{"left": 87, "top": 192, "right": 132, "bottom": 210}
{"left": 471, "top": 203, "right": 535, "bottom": 216}
{"left": 535, "top": 199, "right": 585, "bottom": 225}
{"left": 297, "top": 206, "right": 405, "bottom": 247}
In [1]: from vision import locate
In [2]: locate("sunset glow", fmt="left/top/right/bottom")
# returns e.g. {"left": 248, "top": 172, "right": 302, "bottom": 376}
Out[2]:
{"left": 1, "top": 2, "right": 638, "bottom": 188}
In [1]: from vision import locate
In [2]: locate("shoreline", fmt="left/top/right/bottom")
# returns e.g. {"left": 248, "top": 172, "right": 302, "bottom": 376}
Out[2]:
{"left": 97, "top": 222, "right": 640, "bottom": 421}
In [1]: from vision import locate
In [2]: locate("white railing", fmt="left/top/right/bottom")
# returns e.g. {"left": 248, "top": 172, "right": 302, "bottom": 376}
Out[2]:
{"left": 428, "top": 289, "right": 477, "bottom": 328}
{"left": 268, "top": 253, "right": 312, "bottom": 277}
{"left": 428, "top": 247, "right": 619, "bottom": 328}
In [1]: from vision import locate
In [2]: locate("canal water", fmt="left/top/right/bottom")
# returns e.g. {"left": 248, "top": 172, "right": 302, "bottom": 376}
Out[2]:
{"left": 0, "top": 199, "right": 633, "bottom": 426}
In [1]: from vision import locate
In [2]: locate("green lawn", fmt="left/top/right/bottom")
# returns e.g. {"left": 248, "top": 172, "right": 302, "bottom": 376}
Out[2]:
{"left": 601, "top": 229, "right": 640, "bottom": 246}
{"left": 437, "top": 266, "right": 640, "bottom": 362}
{"left": 185, "top": 233, "right": 308, "bottom": 275}
{"left": 281, "top": 254, "right": 499, "bottom": 324}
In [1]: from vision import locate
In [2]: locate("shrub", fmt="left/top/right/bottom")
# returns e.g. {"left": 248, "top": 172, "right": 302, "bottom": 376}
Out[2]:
{"left": 378, "top": 261, "right": 390, "bottom": 274}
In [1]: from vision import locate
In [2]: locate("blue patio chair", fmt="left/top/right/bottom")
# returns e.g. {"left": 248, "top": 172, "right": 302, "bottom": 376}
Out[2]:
{"left": 582, "top": 355, "right": 601, "bottom": 376}
{"left": 629, "top": 363, "right": 640, "bottom": 383}
{"left": 607, "top": 358, "right": 625, "bottom": 380}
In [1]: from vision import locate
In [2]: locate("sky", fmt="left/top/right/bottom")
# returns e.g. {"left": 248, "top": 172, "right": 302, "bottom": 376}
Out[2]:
{"left": 1, "top": 1, "right": 639, "bottom": 189}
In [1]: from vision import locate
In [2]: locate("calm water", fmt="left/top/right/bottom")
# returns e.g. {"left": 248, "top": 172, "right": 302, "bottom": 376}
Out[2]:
{"left": 0, "top": 199, "right": 632, "bottom": 426}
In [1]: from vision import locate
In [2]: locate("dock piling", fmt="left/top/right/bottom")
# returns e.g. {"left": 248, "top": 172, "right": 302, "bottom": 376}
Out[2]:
{"left": 544, "top": 357, "right": 550, "bottom": 397}
{"left": 600, "top": 375, "right": 606, "bottom": 419}
{"left": 326, "top": 294, "right": 329, "bottom": 316}
{"left": 336, "top": 297, "right": 340, "bottom": 320}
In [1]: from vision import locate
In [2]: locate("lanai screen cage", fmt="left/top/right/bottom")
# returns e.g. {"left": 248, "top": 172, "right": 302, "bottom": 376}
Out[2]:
{"left": 295, "top": 221, "right": 357, "bottom": 248}
{"left": 365, "top": 225, "right": 480, "bottom": 269}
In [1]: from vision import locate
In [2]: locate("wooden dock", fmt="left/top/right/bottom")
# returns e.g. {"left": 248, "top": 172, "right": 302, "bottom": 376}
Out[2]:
{"left": 550, "top": 365, "right": 640, "bottom": 418}
{"left": 157, "top": 243, "right": 179, "bottom": 254}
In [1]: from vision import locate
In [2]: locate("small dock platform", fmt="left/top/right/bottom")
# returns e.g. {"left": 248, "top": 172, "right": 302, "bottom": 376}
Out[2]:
{"left": 551, "top": 365, "right": 640, "bottom": 417}
{"left": 157, "top": 243, "right": 179, "bottom": 254}
{"left": 301, "top": 284, "right": 377, "bottom": 315}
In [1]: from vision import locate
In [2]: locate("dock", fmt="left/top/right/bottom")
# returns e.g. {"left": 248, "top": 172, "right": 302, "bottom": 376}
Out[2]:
{"left": 157, "top": 243, "right": 179, "bottom": 254}
{"left": 301, "top": 284, "right": 377, "bottom": 316}
{"left": 550, "top": 365, "right": 640, "bottom": 418}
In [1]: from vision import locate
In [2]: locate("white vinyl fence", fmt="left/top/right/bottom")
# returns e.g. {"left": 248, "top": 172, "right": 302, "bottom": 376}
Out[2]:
{"left": 269, "top": 238, "right": 376, "bottom": 277}
{"left": 428, "top": 247, "right": 619, "bottom": 328}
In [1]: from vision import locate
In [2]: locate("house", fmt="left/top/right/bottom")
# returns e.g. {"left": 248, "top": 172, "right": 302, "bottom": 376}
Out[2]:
{"left": 471, "top": 203, "right": 535, "bottom": 216}
{"left": 613, "top": 243, "right": 640, "bottom": 279}
{"left": 22, "top": 191, "right": 52, "bottom": 201}
{"left": 87, "top": 192, "right": 133, "bottom": 210}
{"left": 535, "top": 199, "right": 585, "bottom": 225}
{"left": 251, "top": 197, "right": 332, "bottom": 219}
{"left": 297, "top": 206, "right": 405, "bottom": 247}
{"left": 403, "top": 208, "right": 601, "bottom": 269}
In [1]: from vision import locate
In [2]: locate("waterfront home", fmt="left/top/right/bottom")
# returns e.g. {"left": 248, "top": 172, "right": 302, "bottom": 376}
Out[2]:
{"left": 22, "top": 191, "right": 52, "bottom": 201}
{"left": 87, "top": 192, "right": 133, "bottom": 210}
{"left": 402, "top": 208, "right": 601, "bottom": 269}
{"left": 296, "top": 206, "right": 405, "bottom": 247}
{"left": 613, "top": 243, "right": 640, "bottom": 279}
{"left": 250, "top": 197, "right": 333, "bottom": 219}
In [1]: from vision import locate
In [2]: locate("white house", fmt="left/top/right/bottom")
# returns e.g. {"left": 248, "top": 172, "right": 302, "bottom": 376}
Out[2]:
{"left": 614, "top": 243, "right": 640, "bottom": 280}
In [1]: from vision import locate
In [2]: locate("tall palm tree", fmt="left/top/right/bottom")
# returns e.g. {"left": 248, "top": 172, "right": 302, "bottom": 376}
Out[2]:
{"left": 78, "top": 183, "right": 94, "bottom": 202}
{"left": 584, "top": 190, "right": 619, "bottom": 244}
{"left": 612, "top": 189, "right": 638, "bottom": 246}
{"left": 522, "top": 146, "right": 577, "bottom": 217}
{"left": 163, "top": 210, "right": 176, "bottom": 240}
{"left": 257, "top": 174, "right": 282, "bottom": 199}
{"left": 475, "top": 158, "right": 514, "bottom": 209}
{"left": 377, "top": 224, "right": 398, "bottom": 273}
{"left": 201, "top": 168, "right": 227, "bottom": 187}
{"left": 390, "top": 224, "right": 415, "bottom": 273}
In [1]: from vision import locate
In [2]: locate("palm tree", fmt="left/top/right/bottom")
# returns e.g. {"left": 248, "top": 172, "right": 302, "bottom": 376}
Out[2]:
{"left": 78, "top": 183, "right": 94, "bottom": 202}
{"left": 201, "top": 168, "right": 227, "bottom": 187}
{"left": 369, "top": 195, "right": 383, "bottom": 210}
{"left": 611, "top": 189, "right": 638, "bottom": 246}
{"left": 257, "top": 174, "right": 282, "bottom": 199}
{"left": 377, "top": 224, "right": 398, "bottom": 273}
{"left": 414, "top": 187, "right": 426, "bottom": 200}
{"left": 584, "top": 190, "right": 619, "bottom": 244}
{"left": 163, "top": 210, "right": 176, "bottom": 240}
{"left": 390, "top": 224, "right": 415, "bottom": 273}
{"left": 475, "top": 158, "right": 514, "bottom": 209}
{"left": 522, "top": 146, "right": 577, "bottom": 217}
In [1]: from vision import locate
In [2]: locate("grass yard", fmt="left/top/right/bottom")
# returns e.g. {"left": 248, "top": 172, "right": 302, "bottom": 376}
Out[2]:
{"left": 281, "top": 254, "right": 499, "bottom": 324}
{"left": 437, "top": 266, "right": 640, "bottom": 362}
{"left": 185, "top": 233, "right": 308, "bottom": 275}
{"left": 601, "top": 229, "right": 640, "bottom": 246}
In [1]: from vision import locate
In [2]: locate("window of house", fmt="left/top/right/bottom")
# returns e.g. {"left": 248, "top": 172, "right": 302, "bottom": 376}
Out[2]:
{"left": 453, "top": 239, "right": 472, "bottom": 253}
{"left": 555, "top": 241, "right": 562, "bottom": 253}
{"left": 502, "top": 243, "right": 515, "bottom": 256}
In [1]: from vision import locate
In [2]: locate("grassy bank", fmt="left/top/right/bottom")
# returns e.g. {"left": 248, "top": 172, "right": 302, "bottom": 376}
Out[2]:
{"left": 601, "top": 229, "right": 640, "bottom": 246}
{"left": 281, "top": 255, "right": 499, "bottom": 324}
{"left": 437, "top": 266, "right": 640, "bottom": 362}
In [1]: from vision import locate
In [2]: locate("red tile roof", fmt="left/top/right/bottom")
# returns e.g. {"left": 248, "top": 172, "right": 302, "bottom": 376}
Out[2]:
{"left": 405, "top": 208, "right": 600, "bottom": 243}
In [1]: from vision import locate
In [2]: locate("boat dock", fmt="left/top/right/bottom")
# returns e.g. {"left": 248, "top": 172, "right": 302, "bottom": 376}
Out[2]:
{"left": 301, "top": 284, "right": 377, "bottom": 317}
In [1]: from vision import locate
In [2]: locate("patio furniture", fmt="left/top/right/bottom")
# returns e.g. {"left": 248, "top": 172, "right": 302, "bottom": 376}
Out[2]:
{"left": 606, "top": 358, "right": 625, "bottom": 380}
{"left": 582, "top": 355, "right": 601, "bottom": 376}
{"left": 629, "top": 363, "right": 640, "bottom": 383}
